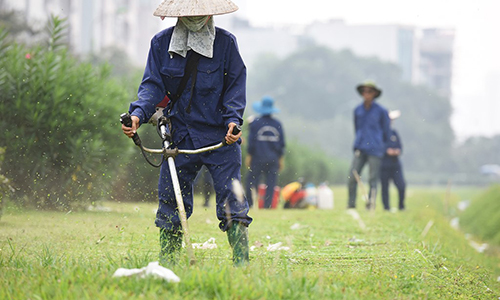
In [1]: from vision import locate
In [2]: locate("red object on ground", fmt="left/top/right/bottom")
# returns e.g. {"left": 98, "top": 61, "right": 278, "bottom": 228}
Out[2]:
{"left": 258, "top": 184, "right": 280, "bottom": 209}
{"left": 289, "top": 190, "right": 306, "bottom": 208}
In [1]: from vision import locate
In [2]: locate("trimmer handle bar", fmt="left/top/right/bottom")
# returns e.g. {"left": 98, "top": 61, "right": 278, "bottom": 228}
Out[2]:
{"left": 120, "top": 112, "right": 242, "bottom": 157}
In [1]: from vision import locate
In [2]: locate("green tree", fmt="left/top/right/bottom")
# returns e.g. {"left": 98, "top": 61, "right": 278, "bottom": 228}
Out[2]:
{"left": 0, "top": 17, "right": 131, "bottom": 209}
{"left": 0, "top": 147, "right": 14, "bottom": 220}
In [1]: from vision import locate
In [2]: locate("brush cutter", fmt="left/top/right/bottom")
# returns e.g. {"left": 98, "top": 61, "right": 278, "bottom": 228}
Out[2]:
{"left": 120, "top": 112, "right": 241, "bottom": 265}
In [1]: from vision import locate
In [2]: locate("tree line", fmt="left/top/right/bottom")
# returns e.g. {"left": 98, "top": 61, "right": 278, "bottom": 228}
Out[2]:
{"left": 0, "top": 15, "right": 497, "bottom": 210}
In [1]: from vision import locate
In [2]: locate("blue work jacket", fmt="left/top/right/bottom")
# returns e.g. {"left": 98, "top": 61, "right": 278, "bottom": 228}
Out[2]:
{"left": 129, "top": 27, "right": 246, "bottom": 148}
{"left": 353, "top": 102, "right": 391, "bottom": 158}
{"left": 247, "top": 115, "right": 285, "bottom": 164}
{"left": 382, "top": 129, "right": 402, "bottom": 167}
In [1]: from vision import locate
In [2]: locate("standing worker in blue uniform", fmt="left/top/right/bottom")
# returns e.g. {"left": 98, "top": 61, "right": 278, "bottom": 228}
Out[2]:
{"left": 121, "top": 0, "right": 252, "bottom": 265}
{"left": 380, "top": 110, "right": 406, "bottom": 211}
{"left": 245, "top": 96, "right": 286, "bottom": 208}
{"left": 347, "top": 81, "right": 391, "bottom": 209}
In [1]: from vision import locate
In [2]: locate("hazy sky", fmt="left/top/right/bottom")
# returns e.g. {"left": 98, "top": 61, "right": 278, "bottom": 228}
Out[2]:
{"left": 227, "top": 0, "right": 500, "bottom": 139}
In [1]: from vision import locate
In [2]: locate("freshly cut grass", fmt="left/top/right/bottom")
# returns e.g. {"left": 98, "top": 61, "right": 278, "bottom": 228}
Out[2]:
{"left": 1, "top": 186, "right": 499, "bottom": 299}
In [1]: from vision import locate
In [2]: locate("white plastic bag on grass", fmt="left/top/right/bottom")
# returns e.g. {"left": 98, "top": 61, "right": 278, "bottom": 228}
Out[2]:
{"left": 192, "top": 237, "right": 217, "bottom": 249}
{"left": 113, "top": 262, "right": 180, "bottom": 282}
{"left": 267, "top": 242, "right": 290, "bottom": 251}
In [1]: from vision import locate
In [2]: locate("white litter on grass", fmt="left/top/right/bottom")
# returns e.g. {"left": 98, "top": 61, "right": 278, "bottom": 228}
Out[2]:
{"left": 113, "top": 261, "right": 180, "bottom": 282}
{"left": 192, "top": 237, "right": 217, "bottom": 249}
{"left": 290, "top": 223, "right": 302, "bottom": 230}
{"left": 468, "top": 240, "right": 489, "bottom": 253}
{"left": 267, "top": 242, "right": 290, "bottom": 251}
{"left": 464, "top": 234, "right": 489, "bottom": 253}
{"left": 346, "top": 208, "right": 366, "bottom": 230}
{"left": 348, "top": 237, "right": 363, "bottom": 243}
{"left": 497, "top": 276, "right": 500, "bottom": 282}
{"left": 450, "top": 217, "right": 460, "bottom": 230}
{"left": 457, "top": 200, "right": 471, "bottom": 211}
{"left": 250, "top": 241, "right": 264, "bottom": 251}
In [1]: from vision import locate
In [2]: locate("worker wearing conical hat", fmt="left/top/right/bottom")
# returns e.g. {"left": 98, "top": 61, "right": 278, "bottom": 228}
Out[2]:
{"left": 347, "top": 81, "right": 391, "bottom": 210}
{"left": 122, "top": 0, "right": 251, "bottom": 266}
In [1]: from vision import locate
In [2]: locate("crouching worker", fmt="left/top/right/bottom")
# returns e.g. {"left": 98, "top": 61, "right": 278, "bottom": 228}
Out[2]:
{"left": 282, "top": 179, "right": 307, "bottom": 209}
{"left": 121, "top": 0, "right": 252, "bottom": 266}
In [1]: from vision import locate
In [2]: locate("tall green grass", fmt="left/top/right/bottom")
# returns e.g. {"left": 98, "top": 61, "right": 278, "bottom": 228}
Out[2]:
{"left": 460, "top": 184, "right": 500, "bottom": 245}
{"left": 1, "top": 186, "right": 499, "bottom": 299}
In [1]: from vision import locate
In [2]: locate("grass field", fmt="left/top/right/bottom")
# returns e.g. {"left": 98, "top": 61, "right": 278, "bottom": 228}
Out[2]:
{"left": 1, "top": 186, "right": 499, "bottom": 299}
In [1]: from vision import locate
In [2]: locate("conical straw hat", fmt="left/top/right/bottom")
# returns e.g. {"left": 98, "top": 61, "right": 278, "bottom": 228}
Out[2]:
{"left": 154, "top": 0, "right": 239, "bottom": 17}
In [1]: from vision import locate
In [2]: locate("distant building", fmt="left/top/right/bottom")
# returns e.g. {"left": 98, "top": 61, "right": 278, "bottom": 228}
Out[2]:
{"left": 223, "top": 17, "right": 299, "bottom": 69}
{"left": 305, "top": 19, "right": 454, "bottom": 98}
{"left": 1, "top": 0, "right": 163, "bottom": 65}
{"left": 1, "top": 0, "right": 454, "bottom": 96}
{"left": 416, "top": 28, "right": 455, "bottom": 98}
{"left": 305, "top": 20, "right": 416, "bottom": 82}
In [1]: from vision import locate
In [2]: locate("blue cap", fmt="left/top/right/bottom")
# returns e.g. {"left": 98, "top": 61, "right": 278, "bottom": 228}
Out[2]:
{"left": 252, "top": 96, "right": 279, "bottom": 115}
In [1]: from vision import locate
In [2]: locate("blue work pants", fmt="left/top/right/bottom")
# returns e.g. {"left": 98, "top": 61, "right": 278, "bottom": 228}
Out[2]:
{"left": 347, "top": 151, "right": 381, "bottom": 209}
{"left": 245, "top": 160, "right": 279, "bottom": 208}
{"left": 380, "top": 164, "right": 406, "bottom": 210}
{"left": 155, "top": 136, "right": 252, "bottom": 232}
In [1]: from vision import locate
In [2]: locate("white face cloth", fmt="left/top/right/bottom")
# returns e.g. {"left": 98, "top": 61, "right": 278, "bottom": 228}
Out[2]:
{"left": 169, "top": 16, "right": 216, "bottom": 58}
{"left": 181, "top": 16, "right": 210, "bottom": 32}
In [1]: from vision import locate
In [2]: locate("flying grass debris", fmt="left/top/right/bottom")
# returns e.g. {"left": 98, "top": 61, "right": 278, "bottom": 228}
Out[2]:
{"left": 87, "top": 205, "right": 112, "bottom": 212}
{"left": 346, "top": 208, "right": 366, "bottom": 230}
{"left": 421, "top": 220, "right": 434, "bottom": 238}
{"left": 231, "top": 179, "right": 244, "bottom": 203}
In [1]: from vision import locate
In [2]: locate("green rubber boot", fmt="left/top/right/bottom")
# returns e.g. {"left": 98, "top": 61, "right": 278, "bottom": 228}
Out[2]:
{"left": 159, "top": 228, "right": 183, "bottom": 265}
{"left": 226, "top": 222, "right": 249, "bottom": 266}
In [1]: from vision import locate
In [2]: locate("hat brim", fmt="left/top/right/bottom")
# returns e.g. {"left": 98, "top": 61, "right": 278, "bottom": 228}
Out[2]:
{"left": 154, "top": 0, "right": 238, "bottom": 17}
{"left": 357, "top": 84, "right": 382, "bottom": 99}
{"left": 253, "top": 102, "right": 279, "bottom": 115}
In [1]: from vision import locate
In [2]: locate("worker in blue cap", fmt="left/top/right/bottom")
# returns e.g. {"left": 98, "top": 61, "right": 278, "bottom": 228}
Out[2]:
{"left": 245, "top": 96, "right": 286, "bottom": 208}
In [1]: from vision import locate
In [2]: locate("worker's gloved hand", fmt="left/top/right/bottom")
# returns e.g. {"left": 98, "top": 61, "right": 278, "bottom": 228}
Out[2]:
{"left": 225, "top": 122, "right": 242, "bottom": 145}
{"left": 122, "top": 115, "right": 140, "bottom": 138}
